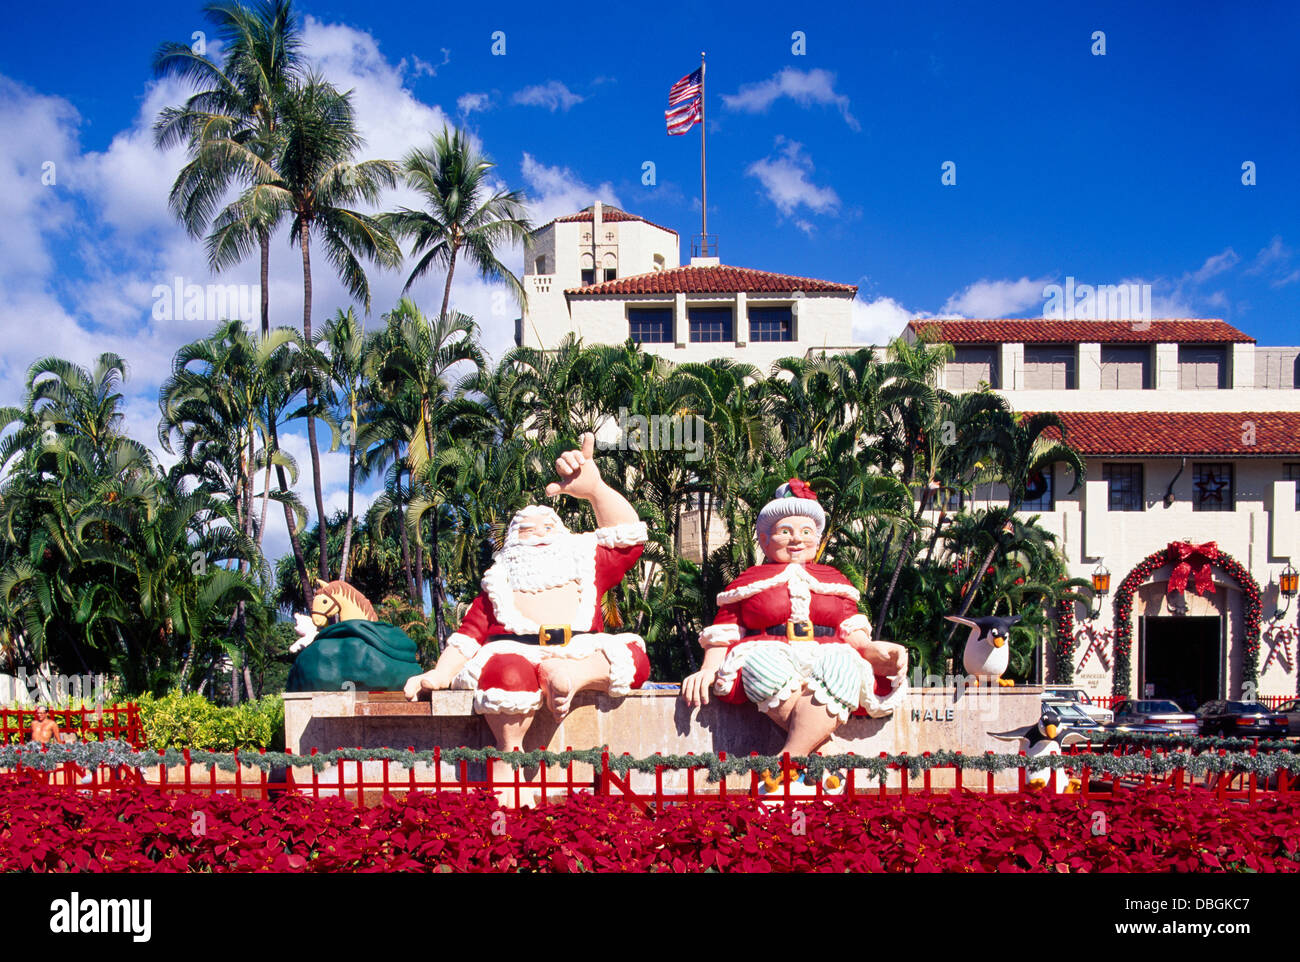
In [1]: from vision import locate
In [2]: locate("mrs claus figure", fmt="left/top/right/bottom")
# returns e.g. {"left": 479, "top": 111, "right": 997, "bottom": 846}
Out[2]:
{"left": 681, "top": 480, "right": 909, "bottom": 774}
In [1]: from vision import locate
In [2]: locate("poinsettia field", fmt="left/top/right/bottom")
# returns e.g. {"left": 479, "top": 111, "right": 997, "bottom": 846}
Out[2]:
{"left": 1, "top": 776, "right": 1297, "bottom": 872}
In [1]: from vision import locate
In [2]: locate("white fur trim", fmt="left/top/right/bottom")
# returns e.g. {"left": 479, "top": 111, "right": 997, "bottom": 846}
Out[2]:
{"left": 698, "top": 623, "right": 742, "bottom": 649}
{"left": 591, "top": 634, "right": 643, "bottom": 697}
{"left": 479, "top": 533, "right": 599, "bottom": 635}
{"left": 451, "top": 633, "right": 645, "bottom": 694}
{"left": 858, "top": 666, "right": 908, "bottom": 718}
{"left": 715, "top": 564, "right": 860, "bottom": 610}
{"left": 446, "top": 632, "right": 482, "bottom": 658}
{"left": 838, "top": 613, "right": 872, "bottom": 639}
{"left": 593, "top": 521, "right": 649, "bottom": 548}
{"left": 475, "top": 687, "right": 544, "bottom": 715}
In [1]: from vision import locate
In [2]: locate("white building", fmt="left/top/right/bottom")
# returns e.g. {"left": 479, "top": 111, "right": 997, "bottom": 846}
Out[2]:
{"left": 518, "top": 203, "right": 856, "bottom": 369}
{"left": 910, "top": 319, "right": 1300, "bottom": 705}
{"left": 520, "top": 205, "right": 1300, "bottom": 706}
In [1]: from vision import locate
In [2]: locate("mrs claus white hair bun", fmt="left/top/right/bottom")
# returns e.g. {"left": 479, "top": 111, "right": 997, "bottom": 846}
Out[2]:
{"left": 755, "top": 479, "right": 826, "bottom": 540}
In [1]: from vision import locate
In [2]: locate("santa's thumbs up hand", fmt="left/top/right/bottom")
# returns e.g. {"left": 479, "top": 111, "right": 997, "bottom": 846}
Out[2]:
{"left": 545, "top": 432, "right": 602, "bottom": 500}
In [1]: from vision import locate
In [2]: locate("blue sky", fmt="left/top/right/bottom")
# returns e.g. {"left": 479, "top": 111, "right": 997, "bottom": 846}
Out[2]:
{"left": 2, "top": 0, "right": 1297, "bottom": 563}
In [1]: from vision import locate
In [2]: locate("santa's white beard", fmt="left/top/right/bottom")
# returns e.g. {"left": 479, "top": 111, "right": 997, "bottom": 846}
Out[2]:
{"left": 497, "top": 535, "right": 588, "bottom": 593}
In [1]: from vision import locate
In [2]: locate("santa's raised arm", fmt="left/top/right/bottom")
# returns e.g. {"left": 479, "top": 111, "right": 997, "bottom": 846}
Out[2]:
{"left": 403, "top": 433, "right": 649, "bottom": 800}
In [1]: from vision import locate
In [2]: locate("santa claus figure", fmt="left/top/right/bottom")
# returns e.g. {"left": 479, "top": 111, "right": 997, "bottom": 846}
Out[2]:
{"left": 403, "top": 433, "right": 650, "bottom": 777}
{"left": 682, "top": 480, "right": 908, "bottom": 787}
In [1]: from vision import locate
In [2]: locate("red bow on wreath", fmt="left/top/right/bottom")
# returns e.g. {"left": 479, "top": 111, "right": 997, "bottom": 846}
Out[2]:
{"left": 1166, "top": 540, "right": 1218, "bottom": 596}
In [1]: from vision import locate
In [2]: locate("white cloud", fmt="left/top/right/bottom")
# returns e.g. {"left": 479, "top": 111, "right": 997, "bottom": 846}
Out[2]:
{"left": 941, "top": 277, "right": 1054, "bottom": 317}
{"left": 1245, "top": 236, "right": 1298, "bottom": 287}
{"left": 852, "top": 296, "right": 915, "bottom": 345}
{"left": 512, "top": 81, "right": 583, "bottom": 112}
{"left": 722, "top": 68, "right": 859, "bottom": 131}
{"left": 458, "top": 91, "right": 494, "bottom": 115}
{"left": 518, "top": 153, "right": 621, "bottom": 228}
{"left": 1190, "top": 248, "right": 1239, "bottom": 284}
{"left": 746, "top": 138, "right": 839, "bottom": 218}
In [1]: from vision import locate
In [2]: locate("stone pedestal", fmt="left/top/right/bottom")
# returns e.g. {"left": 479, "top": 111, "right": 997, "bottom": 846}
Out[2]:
{"left": 284, "top": 684, "right": 1043, "bottom": 794}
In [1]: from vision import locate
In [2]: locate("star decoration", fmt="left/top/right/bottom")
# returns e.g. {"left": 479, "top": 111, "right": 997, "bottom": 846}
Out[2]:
{"left": 1195, "top": 471, "right": 1229, "bottom": 503}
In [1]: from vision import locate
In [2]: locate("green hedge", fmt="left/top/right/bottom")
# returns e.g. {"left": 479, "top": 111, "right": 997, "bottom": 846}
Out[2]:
{"left": 136, "top": 692, "right": 284, "bottom": 752}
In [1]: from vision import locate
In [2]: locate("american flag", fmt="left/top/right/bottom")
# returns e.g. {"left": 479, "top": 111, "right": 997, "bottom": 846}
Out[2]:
{"left": 665, "top": 67, "right": 702, "bottom": 135}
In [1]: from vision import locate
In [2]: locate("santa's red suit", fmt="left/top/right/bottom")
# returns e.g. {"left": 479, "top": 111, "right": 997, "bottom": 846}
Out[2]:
{"left": 702, "top": 562, "right": 906, "bottom": 720}
{"left": 446, "top": 522, "right": 651, "bottom": 714}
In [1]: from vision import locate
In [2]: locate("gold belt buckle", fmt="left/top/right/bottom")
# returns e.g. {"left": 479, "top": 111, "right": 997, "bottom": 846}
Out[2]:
{"left": 539, "top": 625, "right": 572, "bottom": 647}
{"left": 786, "top": 621, "right": 815, "bottom": 641}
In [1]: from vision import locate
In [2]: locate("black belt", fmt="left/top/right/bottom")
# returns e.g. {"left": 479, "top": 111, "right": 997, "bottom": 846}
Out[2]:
{"left": 488, "top": 626, "right": 572, "bottom": 647}
{"left": 746, "top": 622, "right": 835, "bottom": 641}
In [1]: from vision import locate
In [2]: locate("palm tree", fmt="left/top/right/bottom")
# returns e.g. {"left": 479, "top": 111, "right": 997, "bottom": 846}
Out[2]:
{"left": 945, "top": 411, "right": 1086, "bottom": 641}
{"left": 382, "top": 126, "right": 532, "bottom": 328}
{"left": 154, "top": 0, "right": 304, "bottom": 337}
{"left": 315, "top": 308, "right": 377, "bottom": 580}
{"left": 211, "top": 75, "right": 401, "bottom": 578}
{"left": 376, "top": 298, "right": 485, "bottom": 640}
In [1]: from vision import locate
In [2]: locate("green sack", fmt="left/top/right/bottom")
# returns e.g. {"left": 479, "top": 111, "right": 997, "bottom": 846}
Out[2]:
{"left": 286, "top": 620, "right": 422, "bottom": 692}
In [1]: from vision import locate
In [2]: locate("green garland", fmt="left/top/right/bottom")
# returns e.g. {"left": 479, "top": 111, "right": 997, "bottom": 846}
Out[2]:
{"left": 1098, "top": 730, "right": 1300, "bottom": 753}
{"left": 5, "top": 740, "right": 1299, "bottom": 785}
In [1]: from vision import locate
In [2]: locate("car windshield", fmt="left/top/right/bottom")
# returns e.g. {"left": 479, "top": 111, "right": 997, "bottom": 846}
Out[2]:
{"left": 1225, "top": 702, "right": 1272, "bottom": 713}
{"left": 1132, "top": 701, "right": 1183, "bottom": 714}
{"left": 1049, "top": 703, "right": 1091, "bottom": 721}
{"left": 1046, "top": 688, "right": 1089, "bottom": 703}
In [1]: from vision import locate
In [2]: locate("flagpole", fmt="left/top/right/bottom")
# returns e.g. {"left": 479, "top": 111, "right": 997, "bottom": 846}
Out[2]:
{"left": 700, "top": 51, "right": 707, "bottom": 253}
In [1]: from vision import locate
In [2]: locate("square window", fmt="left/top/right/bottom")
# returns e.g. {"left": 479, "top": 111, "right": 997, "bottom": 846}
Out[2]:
{"left": 603, "top": 268, "right": 617, "bottom": 282}
{"left": 748, "top": 306, "right": 794, "bottom": 342}
{"left": 580, "top": 268, "right": 595, "bottom": 286}
{"left": 1192, "top": 463, "right": 1234, "bottom": 512}
{"left": 939, "top": 486, "right": 964, "bottom": 511}
{"left": 1285, "top": 464, "right": 1300, "bottom": 510}
{"left": 1103, "top": 464, "right": 1144, "bottom": 511}
{"left": 628, "top": 308, "right": 673, "bottom": 344}
{"left": 689, "top": 307, "right": 733, "bottom": 343}
{"left": 1022, "top": 466, "right": 1054, "bottom": 511}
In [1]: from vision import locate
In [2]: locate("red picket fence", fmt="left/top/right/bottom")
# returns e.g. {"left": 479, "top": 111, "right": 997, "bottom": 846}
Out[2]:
{"left": 7, "top": 743, "right": 1296, "bottom": 808}
{"left": 0, "top": 704, "right": 145, "bottom": 748}
{"left": 1086, "top": 694, "right": 1294, "bottom": 711}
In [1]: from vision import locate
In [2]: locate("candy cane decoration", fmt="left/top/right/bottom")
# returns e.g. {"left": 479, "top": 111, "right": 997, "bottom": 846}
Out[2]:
{"left": 1262, "top": 624, "right": 1296, "bottom": 674}
{"left": 1076, "top": 625, "right": 1114, "bottom": 672}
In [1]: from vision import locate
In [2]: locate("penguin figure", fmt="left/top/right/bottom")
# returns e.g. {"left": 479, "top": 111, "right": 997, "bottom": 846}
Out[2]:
{"left": 990, "top": 706, "right": 1088, "bottom": 792}
{"left": 945, "top": 613, "right": 1021, "bottom": 687}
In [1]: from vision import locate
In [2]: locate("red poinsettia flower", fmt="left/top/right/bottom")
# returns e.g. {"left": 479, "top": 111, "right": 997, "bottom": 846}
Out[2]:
{"left": 786, "top": 478, "right": 818, "bottom": 501}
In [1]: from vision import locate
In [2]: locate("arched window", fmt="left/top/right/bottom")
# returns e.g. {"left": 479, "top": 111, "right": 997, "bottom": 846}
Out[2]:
{"left": 602, "top": 252, "right": 617, "bottom": 283}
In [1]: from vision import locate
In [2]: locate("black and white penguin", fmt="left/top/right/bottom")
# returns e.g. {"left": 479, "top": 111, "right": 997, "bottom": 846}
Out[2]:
{"left": 990, "top": 706, "right": 1089, "bottom": 792}
{"left": 945, "top": 613, "right": 1021, "bottom": 686}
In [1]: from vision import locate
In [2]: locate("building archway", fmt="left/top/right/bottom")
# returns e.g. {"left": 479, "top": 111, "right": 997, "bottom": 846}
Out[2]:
{"left": 1112, "top": 543, "right": 1262, "bottom": 698}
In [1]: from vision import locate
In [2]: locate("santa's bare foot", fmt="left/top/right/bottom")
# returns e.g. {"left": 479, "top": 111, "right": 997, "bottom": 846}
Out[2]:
{"left": 538, "top": 660, "right": 579, "bottom": 720}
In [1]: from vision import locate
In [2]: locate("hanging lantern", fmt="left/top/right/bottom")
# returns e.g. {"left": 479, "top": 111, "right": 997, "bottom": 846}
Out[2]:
{"left": 1280, "top": 563, "right": 1299, "bottom": 599}
{"left": 1087, "top": 562, "right": 1111, "bottom": 621}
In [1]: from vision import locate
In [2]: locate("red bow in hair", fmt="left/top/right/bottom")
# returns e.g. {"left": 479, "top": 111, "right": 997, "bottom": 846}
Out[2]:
{"left": 786, "top": 478, "right": 818, "bottom": 500}
{"left": 1166, "top": 541, "right": 1218, "bottom": 596}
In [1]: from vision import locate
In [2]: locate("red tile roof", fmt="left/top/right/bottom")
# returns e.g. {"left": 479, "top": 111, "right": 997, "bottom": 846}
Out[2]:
{"left": 567, "top": 264, "right": 858, "bottom": 296}
{"left": 543, "top": 205, "right": 679, "bottom": 236}
{"left": 1044, "top": 411, "right": 1300, "bottom": 456}
{"left": 909, "top": 319, "right": 1252, "bottom": 344}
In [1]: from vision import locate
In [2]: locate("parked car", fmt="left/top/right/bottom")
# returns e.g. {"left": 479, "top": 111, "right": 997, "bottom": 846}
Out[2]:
{"left": 1275, "top": 698, "right": 1300, "bottom": 736}
{"left": 1107, "top": 699, "right": 1199, "bottom": 735}
{"left": 1042, "top": 686, "right": 1114, "bottom": 725}
{"left": 1043, "top": 700, "right": 1104, "bottom": 737}
{"left": 1195, "top": 700, "right": 1288, "bottom": 738}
